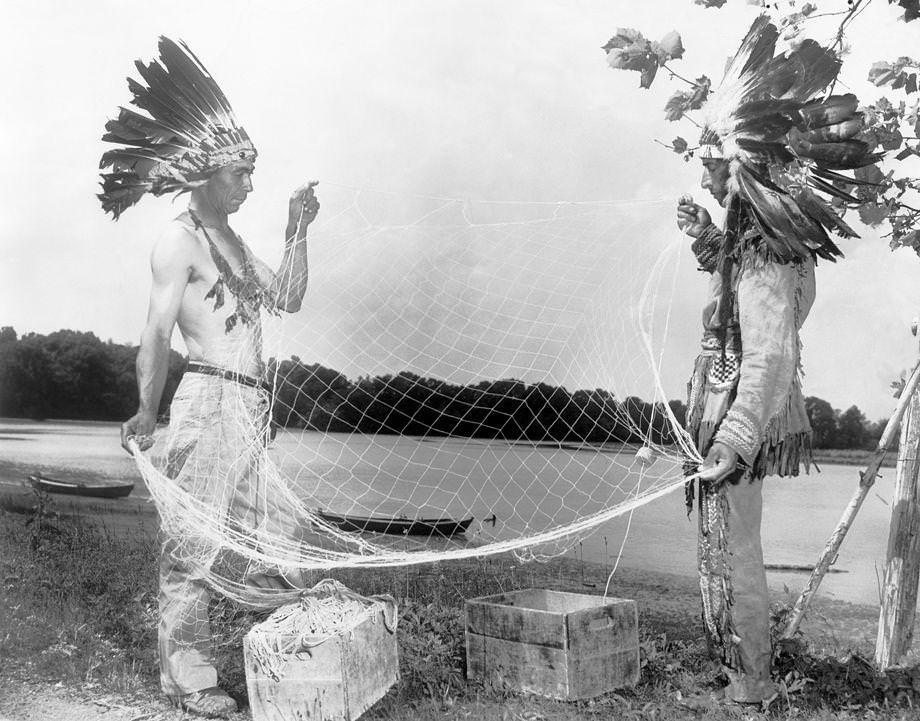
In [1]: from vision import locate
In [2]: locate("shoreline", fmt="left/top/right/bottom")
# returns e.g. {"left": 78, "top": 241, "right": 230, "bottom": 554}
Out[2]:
{"left": 812, "top": 449, "right": 897, "bottom": 469}
{"left": 0, "top": 473, "right": 891, "bottom": 653}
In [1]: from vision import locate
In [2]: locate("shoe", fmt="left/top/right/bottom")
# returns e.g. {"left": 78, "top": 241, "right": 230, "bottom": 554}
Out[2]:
{"left": 169, "top": 687, "right": 237, "bottom": 718}
{"left": 723, "top": 677, "right": 780, "bottom": 706}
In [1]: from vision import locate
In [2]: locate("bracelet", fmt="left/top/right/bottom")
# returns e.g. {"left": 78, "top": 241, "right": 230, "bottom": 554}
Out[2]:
{"left": 690, "top": 224, "right": 723, "bottom": 273}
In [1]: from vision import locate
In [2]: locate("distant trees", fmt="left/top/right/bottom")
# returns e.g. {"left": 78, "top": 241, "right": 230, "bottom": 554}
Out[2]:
{"left": 0, "top": 327, "right": 888, "bottom": 450}
{"left": 0, "top": 327, "right": 184, "bottom": 421}
{"left": 804, "top": 396, "right": 886, "bottom": 451}
{"left": 268, "top": 357, "right": 686, "bottom": 443}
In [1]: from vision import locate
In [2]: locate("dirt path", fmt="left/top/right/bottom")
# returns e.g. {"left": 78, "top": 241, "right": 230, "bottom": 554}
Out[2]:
{"left": 0, "top": 678, "right": 251, "bottom": 721}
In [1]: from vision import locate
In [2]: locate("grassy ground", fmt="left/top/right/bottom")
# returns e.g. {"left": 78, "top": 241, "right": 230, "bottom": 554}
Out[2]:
{"left": 4, "top": 496, "right": 920, "bottom": 720}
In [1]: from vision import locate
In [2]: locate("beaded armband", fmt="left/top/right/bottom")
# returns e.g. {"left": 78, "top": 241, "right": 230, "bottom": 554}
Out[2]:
{"left": 713, "top": 405, "right": 760, "bottom": 465}
{"left": 690, "top": 224, "right": 723, "bottom": 273}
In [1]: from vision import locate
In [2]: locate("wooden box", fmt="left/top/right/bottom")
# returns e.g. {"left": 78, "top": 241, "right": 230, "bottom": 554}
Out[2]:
{"left": 243, "top": 606, "right": 399, "bottom": 721}
{"left": 465, "top": 588, "right": 639, "bottom": 700}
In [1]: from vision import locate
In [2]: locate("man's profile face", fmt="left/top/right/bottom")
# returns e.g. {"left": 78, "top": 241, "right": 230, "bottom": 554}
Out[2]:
{"left": 700, "top": 159, "right": 730, "bottom": 206}
{"left": 206, "top": 159, "right": 255, "bottom": 215}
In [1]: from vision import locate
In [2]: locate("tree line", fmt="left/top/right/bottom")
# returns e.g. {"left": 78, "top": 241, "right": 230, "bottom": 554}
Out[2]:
{"left": 804, "top": 396, "right": 888, "bottom": 451}
{"left": 268, "top": 356, "right": 686, "bottom": 443}
{"left": 0, "top": 327, "right": 889, "bottom": 449}
{"left": 0, "top": 328, "right": 185, "bottom": 422}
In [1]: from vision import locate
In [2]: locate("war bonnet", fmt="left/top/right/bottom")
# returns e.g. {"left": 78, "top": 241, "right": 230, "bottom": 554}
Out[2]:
{"left": 98, "top": 37, "right": 257, "bottom": 220}
{"left": 697, "top": 15, "right": 883, "bottom": 262}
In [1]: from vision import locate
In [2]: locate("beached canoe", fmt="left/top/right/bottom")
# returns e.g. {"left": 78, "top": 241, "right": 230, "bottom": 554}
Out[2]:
{"left": 316, "top": 510, "right": 473, "bottom": 537}
{"left": 28, "top": 474, "right": 134, "bottom": 499}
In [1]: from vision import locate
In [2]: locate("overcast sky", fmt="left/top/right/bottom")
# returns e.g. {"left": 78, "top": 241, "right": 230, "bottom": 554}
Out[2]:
{"left": 2, "top": 0, "right": 919, "bottom": 419}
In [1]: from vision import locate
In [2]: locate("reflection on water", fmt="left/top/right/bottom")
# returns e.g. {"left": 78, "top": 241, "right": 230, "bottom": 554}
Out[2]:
{"left": 0, "top": 418, "right": 893, "bottom": 605}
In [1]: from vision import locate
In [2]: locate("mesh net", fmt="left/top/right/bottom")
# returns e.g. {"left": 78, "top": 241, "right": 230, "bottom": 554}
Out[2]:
{"left": 133, "top": 186, "right": 704, "bottom": 606}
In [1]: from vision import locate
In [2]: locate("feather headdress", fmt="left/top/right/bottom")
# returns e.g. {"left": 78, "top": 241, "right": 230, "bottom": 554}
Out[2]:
{"left": 98, "top": 37, "right": 257, "bottom": 219}
{"left": 699, "top": 15, "right": 883, "bottom": 262}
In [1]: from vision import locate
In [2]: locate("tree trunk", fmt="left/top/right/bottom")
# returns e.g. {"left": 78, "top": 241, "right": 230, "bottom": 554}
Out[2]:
{"left": 875, "top": 386, "right": 920, "bottom": 669}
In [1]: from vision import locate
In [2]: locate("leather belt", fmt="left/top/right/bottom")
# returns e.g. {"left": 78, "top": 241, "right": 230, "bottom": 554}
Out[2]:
{"left": 185, "top": 362, "right": 272, "bottom": 393}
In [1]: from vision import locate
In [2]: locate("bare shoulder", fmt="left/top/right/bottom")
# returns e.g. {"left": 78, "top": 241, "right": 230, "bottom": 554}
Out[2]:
{"left": 151, "top": 219, "right": 200, "bottom": 268}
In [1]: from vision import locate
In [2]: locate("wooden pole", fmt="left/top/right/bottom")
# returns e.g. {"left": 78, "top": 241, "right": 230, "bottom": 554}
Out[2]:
{"left": 781, "top": 358, "right": 920, "bottom": 640}
{"left": 875, "top": 324, "right": 920, "bottom": 668}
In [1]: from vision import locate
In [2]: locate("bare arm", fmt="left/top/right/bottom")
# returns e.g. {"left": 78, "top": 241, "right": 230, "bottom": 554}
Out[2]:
{"left": 120, "top": 229, "right": 193, "bottom": 453}
{"left": 247, "top": 182, "right": 318, "bottom": 313}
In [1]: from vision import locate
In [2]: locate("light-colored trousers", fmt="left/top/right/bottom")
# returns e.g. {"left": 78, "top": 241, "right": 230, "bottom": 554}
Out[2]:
{"left": 157, "top": 373, "right": 299, "bottom": 696}
{"left": 697, "top": 471, "right": 773, "bottom": 701}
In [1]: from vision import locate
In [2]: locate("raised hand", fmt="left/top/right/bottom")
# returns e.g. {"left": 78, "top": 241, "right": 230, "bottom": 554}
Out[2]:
{"left": 287, "top": 181, "right": 320, "bottom": 239}
{"left": 677, "top": 194, "right": 712, "bottom": 239}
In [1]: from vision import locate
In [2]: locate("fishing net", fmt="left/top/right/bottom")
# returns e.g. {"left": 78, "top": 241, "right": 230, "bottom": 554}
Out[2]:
{"left": 132, "top": 185, "right": 705, "bottom": 606}
{"left": 245, "top": 579, "right": 398, "bottom": 682}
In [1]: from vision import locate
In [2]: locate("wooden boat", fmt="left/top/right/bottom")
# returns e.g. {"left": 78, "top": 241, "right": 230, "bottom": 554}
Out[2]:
{"left": 28, "top": 474, "right": 134, "bottom": 499}
{"left": 316, "top": 510, "right": 473, "bottom": 537}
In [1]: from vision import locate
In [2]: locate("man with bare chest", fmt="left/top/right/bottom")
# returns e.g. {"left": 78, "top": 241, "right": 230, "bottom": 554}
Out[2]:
{"left": 101, "top": 38, "right": 318, "bottom": 717}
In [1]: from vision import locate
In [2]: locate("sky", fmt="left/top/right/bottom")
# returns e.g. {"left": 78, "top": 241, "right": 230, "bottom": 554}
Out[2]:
{"left": 2, "top": 0, "right": 919, "bottom": 419}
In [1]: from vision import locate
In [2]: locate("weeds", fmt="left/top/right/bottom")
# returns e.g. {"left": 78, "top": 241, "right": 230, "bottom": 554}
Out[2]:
{"left": 5, "top": 509, "right": 920, "bottom": 720}
{"left": 396, "top": 600, "right": 466, "bottom": 706}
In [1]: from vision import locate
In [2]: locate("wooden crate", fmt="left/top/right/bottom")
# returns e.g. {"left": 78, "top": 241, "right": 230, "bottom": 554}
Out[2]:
{"left": 243, "top": 607, "right": 398, "bottom": 721}
{"left": 465, "top": 588, "right": 639, "bottom": 700}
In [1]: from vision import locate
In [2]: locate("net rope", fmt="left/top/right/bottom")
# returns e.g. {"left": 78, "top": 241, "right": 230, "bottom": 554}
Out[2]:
{"left": 132, "top": 186, "right": 705, "bottom": 604}
{"left": 245, "top": 578, "right": 398, "bottom": 681}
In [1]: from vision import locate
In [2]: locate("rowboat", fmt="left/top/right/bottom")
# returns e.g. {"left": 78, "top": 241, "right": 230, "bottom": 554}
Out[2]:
{"left": 28, "top": 474, "right": 135, "bottom": 499}
{"left": 316, "top": 510, "right": 473, "bottom": 537}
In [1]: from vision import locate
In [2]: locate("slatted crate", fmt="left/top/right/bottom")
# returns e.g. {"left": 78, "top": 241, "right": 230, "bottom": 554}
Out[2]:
{"left": 465, "top": 588, "right": 639, "bottom": 700}
{"left": 244, "top": 605, "right": 398, "bottom": 721}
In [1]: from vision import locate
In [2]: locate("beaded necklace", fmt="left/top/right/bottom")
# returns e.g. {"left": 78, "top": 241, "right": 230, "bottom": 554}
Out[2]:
{"left": 188, "top": 209, "right": 277, "bottom": 333}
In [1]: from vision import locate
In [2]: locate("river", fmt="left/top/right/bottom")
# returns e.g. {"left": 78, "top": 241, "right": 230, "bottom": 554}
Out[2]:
{"left": 0, "top": 417, "right": 893, "bottom": 606}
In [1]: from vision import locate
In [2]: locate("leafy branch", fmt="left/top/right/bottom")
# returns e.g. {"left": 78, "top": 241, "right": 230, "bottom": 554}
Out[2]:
{"left": 603, "top": 0, "right": 920, "bottom": 255}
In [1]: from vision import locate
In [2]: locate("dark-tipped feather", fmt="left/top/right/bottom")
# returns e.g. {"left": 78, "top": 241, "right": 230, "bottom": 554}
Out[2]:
{"left": 795, "top": 187, "right": 858, "bottom": 240}
{"left": 735, "top": 166, "right": 837, "bottom": 261}
{"left": 736, "top": 15, "right": 778, "bottom": 77}
{"left": 811, "top": 166, "right": 881, "bottom": 187}
{"left": 806, "top": 175, "right": 863, "bottom": 204}
{"left": 778, "top": 40, "right": 840, "bottom": 100}
{"left": 799, "top": 94, "right": 859, "bottom": 129}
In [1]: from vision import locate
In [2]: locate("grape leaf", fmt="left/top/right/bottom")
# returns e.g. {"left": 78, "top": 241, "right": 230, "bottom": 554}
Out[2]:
{"left": 664, "top": 91, "right": 692, "bottom": 121}
{"left": 890, "top": 0, "right": 920, "bottom": 22}
{"left": 869, "top": 61, "right": 902, "bottom": 87}
{"left": 603, "top": 28, "right": 660, "bottom": 88}
{"left": 897, "top": 229, "right": 920, "bottom": 251}
{"left": 656, "top": 31, "right": 684, "bottom": 62}
{"left": 878, "top": 126, "right": 905, "bottom": 151}
{"left": 869, "top": 57, "right": 919, "bottom": 89}
{"left": 858, "top": 202, "right": 889, "bottom": 226}
{"left": 603, "top": 28, "right": 684, "bottom": 89}
{"left": 662, "top": 76, "right": 710, "bottom": 122}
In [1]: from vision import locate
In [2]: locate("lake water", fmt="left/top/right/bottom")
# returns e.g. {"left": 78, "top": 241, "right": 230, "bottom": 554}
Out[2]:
{"left": 0, "top": 418, "right": 897, "bottom": 606}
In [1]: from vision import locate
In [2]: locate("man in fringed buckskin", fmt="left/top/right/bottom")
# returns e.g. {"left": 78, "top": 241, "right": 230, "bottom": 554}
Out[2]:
{"left": 675, "top": 15, "right": 881, "bottom": 704}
